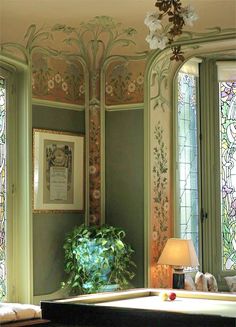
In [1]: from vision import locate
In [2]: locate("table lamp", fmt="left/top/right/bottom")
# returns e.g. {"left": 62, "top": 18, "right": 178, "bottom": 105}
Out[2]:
{"left": 157, "top": 238, "right": 199, "bottom": 289}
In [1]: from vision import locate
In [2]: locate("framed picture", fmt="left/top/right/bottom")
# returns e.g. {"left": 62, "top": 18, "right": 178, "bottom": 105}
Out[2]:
{"left": 33, "top": 128, "right": 84, "bottom": 213}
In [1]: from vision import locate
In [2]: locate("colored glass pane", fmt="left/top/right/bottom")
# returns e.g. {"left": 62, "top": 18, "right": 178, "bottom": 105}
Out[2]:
{"left": 0, "top": 76, "right": 6, "bottom": 300}
{"left": 177, "top": 73, "right": 199, "bottom": 255}
{"left": 220, "top": 81, "right": 236, "bottom": 271}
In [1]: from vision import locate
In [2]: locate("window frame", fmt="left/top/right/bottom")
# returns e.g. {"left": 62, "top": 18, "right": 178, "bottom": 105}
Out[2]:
{"left": 0, "top": 57, "right": 33, "bottom": 302}
{"left": 174, "top": 58, "right": 236, "bottom": 290}
{"left": 0, "top": 65, "right": 17, "bottom": 301}
{"left": 174, "top": 58, "right": 203, "bottom": 269}
{"left": 215, "top": 61, "right": 236, "bottom": 282}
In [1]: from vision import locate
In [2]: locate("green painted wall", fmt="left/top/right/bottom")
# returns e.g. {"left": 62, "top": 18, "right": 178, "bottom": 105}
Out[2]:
{"left": 32, "top": 105, "right": 85, "bottom": 133}
{"left": 32, "top": 104, "right": 85, "bottom": 296}
{"left": 105, "top": 109, "right": 144, "bottom": 287}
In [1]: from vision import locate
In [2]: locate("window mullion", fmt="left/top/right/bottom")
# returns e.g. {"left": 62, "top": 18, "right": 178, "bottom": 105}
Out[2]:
{"left": 199, "top": 59, "right": 219, "bottom": 277}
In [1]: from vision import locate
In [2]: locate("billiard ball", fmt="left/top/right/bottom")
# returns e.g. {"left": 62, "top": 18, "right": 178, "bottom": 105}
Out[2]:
{"left": 169, "top": 292, "right": 176, "bottom": 301}
{"left": 159, "top": 292, "right": 169, "bottom": 301}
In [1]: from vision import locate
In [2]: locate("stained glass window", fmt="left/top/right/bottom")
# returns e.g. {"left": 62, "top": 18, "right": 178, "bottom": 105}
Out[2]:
{"left": 0, "top": 76, "right": 6, "bottom": 300}
{"left": 220, "top": 81, "right": 236, "bottom": 271}
{"left": 177, "top": 72, "right": 199, "bottom": 255}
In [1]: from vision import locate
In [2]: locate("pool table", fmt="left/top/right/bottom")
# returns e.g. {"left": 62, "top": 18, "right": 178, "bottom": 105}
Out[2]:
{"left": 41, "top": 288, "right": 236, "bottom": 327}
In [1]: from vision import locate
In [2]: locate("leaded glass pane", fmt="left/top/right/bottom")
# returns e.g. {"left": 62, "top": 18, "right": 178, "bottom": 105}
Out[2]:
{"left": 0, "top": 76, "right": 6, "bottom": 300}
{"left": 177, "top": 73, "right": 199, "bottom": 255}
{"left": 220, "top": 81, "right": 236, "bottom": 271}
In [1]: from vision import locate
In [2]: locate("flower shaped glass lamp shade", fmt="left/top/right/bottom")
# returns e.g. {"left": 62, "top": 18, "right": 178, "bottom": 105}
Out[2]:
{"left": 158, "top": 238, "right": 199, "bottom": 289}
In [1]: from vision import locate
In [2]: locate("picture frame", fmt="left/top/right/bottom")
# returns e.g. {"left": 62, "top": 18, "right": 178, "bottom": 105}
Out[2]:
{"left": 33, "top": 128, "right": 85, "bottom": 213}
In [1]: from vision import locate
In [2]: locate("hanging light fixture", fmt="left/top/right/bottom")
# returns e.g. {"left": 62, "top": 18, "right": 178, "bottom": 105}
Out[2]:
{"left": 144, "top": 0, "right": 198, "bottom": 61}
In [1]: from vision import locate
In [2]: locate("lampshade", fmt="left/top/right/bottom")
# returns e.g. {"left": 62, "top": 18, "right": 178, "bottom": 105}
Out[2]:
{"left": 158, "top": 238, "right": 199, "bottom": 268}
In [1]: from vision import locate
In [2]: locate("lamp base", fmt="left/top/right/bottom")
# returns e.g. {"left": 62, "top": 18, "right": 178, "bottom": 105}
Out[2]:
{"left": 173, "top": 269, "right": 185, "bottom": 289}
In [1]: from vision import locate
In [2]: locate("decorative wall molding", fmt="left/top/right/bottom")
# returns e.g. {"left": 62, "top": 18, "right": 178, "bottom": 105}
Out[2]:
{"left": 105, "top": 103, "right": 144, "bottom": 111}
{"left": 32, "top": 98, "right": 85, "bottom": 111}
{"left": 150, "top": 56, "right": 172, "bottom": 111}
{"left": 1, "top": 24, "right": 57, "bottom": 63}
{"left": 179, "top": 27, "right": 236, "bottom": 43}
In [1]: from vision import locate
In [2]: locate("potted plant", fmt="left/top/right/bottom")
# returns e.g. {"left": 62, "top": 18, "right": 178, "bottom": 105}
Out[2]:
{"left": 62, "top": 224, "right": 136, "bottom": 294}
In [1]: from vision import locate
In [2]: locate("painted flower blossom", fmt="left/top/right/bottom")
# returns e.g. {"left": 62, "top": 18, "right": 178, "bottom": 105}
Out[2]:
{"left": 48, "top": 79, "right": 55, "bottom": 90}
{"left": 128, "top": 82, "right": 136, "bottom": 93}
{"left": 105, "top": 84, "right": 113, "bottom": 95}
{"left": 93, "top": 189, "right": 101, "bottom": 200}
{"left": 55, "top": 73, "right": 62, "bottom": 84}
{"left": 62, "top": 81, "right": 68, "bottom": 92}
{"left": 152, "top": 231, "right": 158, "bottom": 241}
{"left": 164, "top": 202, "right": 169, "bottom": 211}
{"left": 181, "top": 5, "right": 198, "bottom": 27}
{"left": 89, "top": 165, "right": 97, "bottom": 175}
{"left": 144, "top": 12, "right": 162, "bottom": 32}
{"left": 89, "top": 214, "right": 97, "bottom": 224}
{"left": 136, "top": 74, "right": 144, "bottom": 85}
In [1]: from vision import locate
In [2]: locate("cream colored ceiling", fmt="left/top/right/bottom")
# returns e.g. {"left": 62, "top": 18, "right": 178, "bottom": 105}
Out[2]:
{"left": 1, "top": 0, "right": 236, "bottom": 53}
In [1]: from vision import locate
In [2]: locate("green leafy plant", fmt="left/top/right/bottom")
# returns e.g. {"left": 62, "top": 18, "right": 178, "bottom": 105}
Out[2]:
{"left": 62, "top": 224, "right": 136, "bottom": 294}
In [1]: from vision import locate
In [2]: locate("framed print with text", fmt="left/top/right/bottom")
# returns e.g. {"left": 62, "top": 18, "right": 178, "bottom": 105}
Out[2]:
{"left": 33, "top": 128, "right": 84, "bottom": 212}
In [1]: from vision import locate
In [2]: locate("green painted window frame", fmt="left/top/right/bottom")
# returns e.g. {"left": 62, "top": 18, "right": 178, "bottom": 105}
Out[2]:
{"left": 0, "top": 57, "right": 33, "bottom": 302}
{"left": 199, "top": 59, "right": 236, "bottom": 289}
{"left": 174, "top": 58, "right": 202, "bottom": 268}
{"left": 175, "top": 58, "right": 236, "bottom": 290}
{"left": 175, "top": 71, "right": 200, "bottom": 254}
{"left": 0, "top": 65, "right": 16, "bottom": 301}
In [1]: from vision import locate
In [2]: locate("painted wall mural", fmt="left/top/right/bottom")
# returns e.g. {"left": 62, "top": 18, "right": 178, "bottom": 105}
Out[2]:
{"left": 149, "top": 53, "right": 173, "bottom": 288}
{"left": 1, "top": 19, "right": 144, "bottom": 228}
{"left": 151, "top": 121, "right": 171, "bottom": 287}
{"left": 105, "top": 60, "right": 145, "bottom": 106}
{"left": 32, "top": 52, "right": 85, "bottom": 105}
{"left": 0, "top": 77, "right": 6, "bottom": 301}
{"left": 51, "top": 16, "right": 145, "bottom": 225}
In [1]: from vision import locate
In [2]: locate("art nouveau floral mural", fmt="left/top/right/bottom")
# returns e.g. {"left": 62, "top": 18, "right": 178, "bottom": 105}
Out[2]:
{"left": 149, "top": 54, "right": 172, "bottom": 288}
{"left": 0, "top": 18, "right": 181, "bottom": 290}
{"left": 151, "top": 121, "right": 171, "bottom": 287}
{"left": 2, "top": 19, "right": 145, "bottom": 228}
{"left": 51, "top": 16, "right": 139, "bottom": 225}
{"left": 32, "top": 52, "right": 85, "bottom": 105}
{"left": 105, "top": 60, "right": 145, "bottom": 105}
{"left": 0, "top": 77, "right": 6, "bottom": 300}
